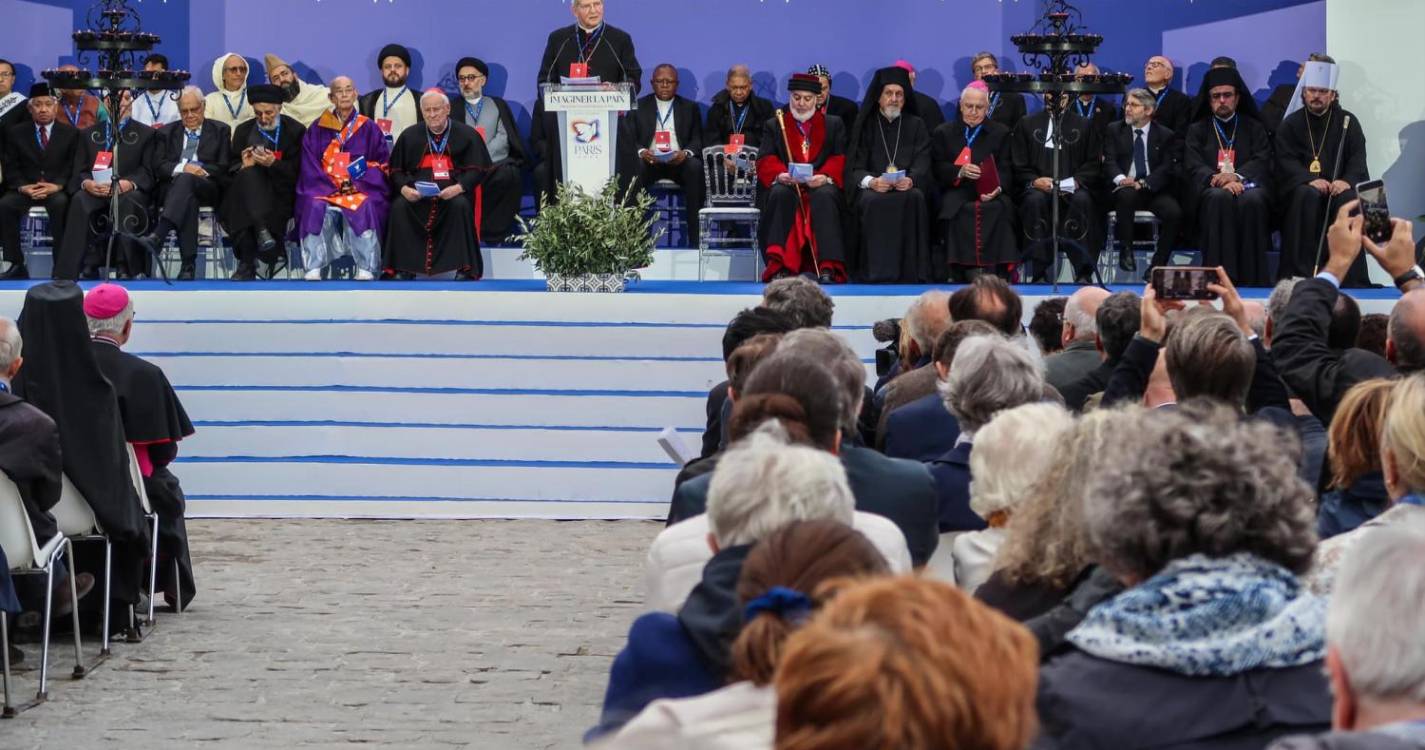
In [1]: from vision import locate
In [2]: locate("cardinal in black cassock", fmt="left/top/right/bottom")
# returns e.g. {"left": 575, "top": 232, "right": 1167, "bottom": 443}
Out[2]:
{"left": 932, "top": 83, "right": 1017, "bottom": 282}
{"left": 1184, "top": 68, "right": 1274, "bottom": 287}
{"left": 846, "top": 67, "right": 932, "bottom": 284}
{"left": 14, "top": 282, "right": 150, "bottom": 630}
{"left": 224, "top": 84, "right": 306, "bottom": 280}
{"left": 756, "top": 73, "right": 848, "bottom": 283}
{"left": 386, "top": 93, "right": 491, "bottom": 279}
{"left": 1275, "top": 74, "right": 1369, "bottom": 285}
{"left": 1011, "top": 99, "right": 1103, "bottom": 282}
{"left": 84, "top": 284, "right": 197, "bottom": 610}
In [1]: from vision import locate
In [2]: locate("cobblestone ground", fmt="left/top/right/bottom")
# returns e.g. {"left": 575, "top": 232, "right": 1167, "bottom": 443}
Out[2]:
{"left": 1, "top": 519, "right": 659, "bottom": 750}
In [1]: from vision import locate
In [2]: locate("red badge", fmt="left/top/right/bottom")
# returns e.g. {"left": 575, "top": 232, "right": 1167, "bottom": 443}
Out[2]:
{"left": 430, "top": 155, "right": 452, "bottom": 181}
{"left": 653, "top": 130, "right": 672, "bottom": 152}
{"left": 1217, "top": 148, "right": 1236, "bottom": 172}
{"left": 569, "top": 62, "right": 589, "bottom": 79}
{"left": 724, "top": 133, "right": 745, "bottom": 155}
{"left": 377, "top": 118, "right": 394, "bottom": 137}
{"left": 474, "top": 125, "right": 486, "bottom": 142}
{"left": 93, "top": 151, "right": 114, "bottom": 170}
{"left": 271, "top": 150, "right": 283, "bottom": 161}
{"left": 330, "top": 152, "right": 351, "bottom": 174}
{"left": 954, "top": 147, "right": 973, "bottom": 167}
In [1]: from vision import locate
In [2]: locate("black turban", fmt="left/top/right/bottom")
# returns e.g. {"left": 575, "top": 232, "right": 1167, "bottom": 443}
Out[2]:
{"left": 247, "top": 84, "right": 284, "bottom": 105}
{"left": 378, "top": 43, "right": 411, "bottom": 70}
{"left": 456, "top": 57, "right": 488, "bottom": 78}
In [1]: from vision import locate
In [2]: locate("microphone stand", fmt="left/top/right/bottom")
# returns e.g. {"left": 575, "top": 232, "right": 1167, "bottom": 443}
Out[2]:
{"left": 1312, "top": 113, "right": 1353, "bottom": 276}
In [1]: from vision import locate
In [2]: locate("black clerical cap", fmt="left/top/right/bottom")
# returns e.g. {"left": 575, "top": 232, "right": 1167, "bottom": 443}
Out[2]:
{"left": 1191, "top": 65, "right": 1260, "bottom": 122}
{"left": 788, "top": 74, "right": 821, "bottom": 94}
{"left": 248, "top": 84, "right": 284, "bottom": 105}
{"left": 29, "top": 82, "right": 53, "bottom": 99}
{"left": 378, "top": 43, "right": 411, "bottom": 70}
{"left": 456, "top": 57, "right": 488, "bottom": 78}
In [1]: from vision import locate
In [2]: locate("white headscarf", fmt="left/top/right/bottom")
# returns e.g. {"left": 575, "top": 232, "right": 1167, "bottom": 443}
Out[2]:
{"left": 211, "top": 52, "right": 247, "bottom": 93}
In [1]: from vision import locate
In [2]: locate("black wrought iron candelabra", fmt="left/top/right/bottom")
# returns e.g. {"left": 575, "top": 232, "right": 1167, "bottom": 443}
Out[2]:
{"left": 41, "top": 0, "right": 189, "bottom": 273}
{"left": 983, "top": 0, "right": 1131, "bottom": 290}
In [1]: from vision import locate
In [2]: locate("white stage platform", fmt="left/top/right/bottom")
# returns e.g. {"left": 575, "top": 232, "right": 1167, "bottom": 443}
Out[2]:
{"left": 0, "top": 276, "right": 1399, "bottom": 520}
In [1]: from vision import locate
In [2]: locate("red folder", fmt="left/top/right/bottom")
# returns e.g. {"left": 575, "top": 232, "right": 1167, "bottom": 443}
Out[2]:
{"left": 977, "top": 154, "right": 1001, "bottom": 195}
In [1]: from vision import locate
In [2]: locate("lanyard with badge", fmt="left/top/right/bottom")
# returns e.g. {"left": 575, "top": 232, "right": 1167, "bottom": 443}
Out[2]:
{"left": 378, "top": 88, "right": 404, "bottom": 140}
{"left": 63, "top": 100, "right": 81, "bottom": 125}
{"left": 426, "top": 128, "right": 451, "bottom": 180}
{"left": 464, "top": 98, "right": 488, "bottom": 141}
{"left": 955, "top": 123, "right": 984, "bottom": 166}
{"left": 143, "top": 91, "right": 163, "bottom": 125}
{"left": 1212, "top": 115, "right": 1238, "bottom": 174}
{"left": 222, "top": 90, "right": 245, "bottom": 121}
{"left": 257, "top": 119, "right": 283, "bottom": 160}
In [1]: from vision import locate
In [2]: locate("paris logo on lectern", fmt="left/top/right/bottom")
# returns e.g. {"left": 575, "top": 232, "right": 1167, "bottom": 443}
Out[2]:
{"left": 572, "top": 118, "right": 601, "bottom": 144}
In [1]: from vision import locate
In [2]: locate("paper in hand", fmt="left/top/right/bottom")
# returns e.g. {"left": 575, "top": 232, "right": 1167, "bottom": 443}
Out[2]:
{"left": 881, "top": 169, "right": 906, "bottom": 183}
{"left": 92, "top": 168, "right": 113, "bottom": 185}
{"left": 789, "top": 162, "right": 814, "bottom": 183}
{"left": 414, "top": 181, "right": 441, "bottom": 198}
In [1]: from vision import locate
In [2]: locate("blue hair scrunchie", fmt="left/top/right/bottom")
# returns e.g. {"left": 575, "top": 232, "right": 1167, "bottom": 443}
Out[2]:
{"left": 743, "top": 586, "right": 813, "bottom": 623}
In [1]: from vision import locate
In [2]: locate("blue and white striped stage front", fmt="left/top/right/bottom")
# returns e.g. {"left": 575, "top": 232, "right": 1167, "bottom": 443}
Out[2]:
{"left": 0, "top": 279, "right": 1399, "bottom": 520}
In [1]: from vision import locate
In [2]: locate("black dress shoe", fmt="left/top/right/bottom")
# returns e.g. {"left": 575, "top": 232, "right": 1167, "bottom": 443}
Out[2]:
{"left": 230, "top": 262, "right": 257, "bottom": 281}
{"left": 455, "top": 269, "right": 479, "bottom": 281}
{"left": 177, "top": 263, "right": 195, "bottom": 281}
{"left": 256, "top": 228, "right": 277, "bottom": 254}
{"left": 80, "top": 265, "right": 101, "bottom": 280}
{"left": 1118, "top": 250, "right": 1136, "bottom": 272}
{"left": 818, "top": 269, "right": 837, "bottom": 285}
{"left": 0, "top": 264, "right": 29, "bottom": 280}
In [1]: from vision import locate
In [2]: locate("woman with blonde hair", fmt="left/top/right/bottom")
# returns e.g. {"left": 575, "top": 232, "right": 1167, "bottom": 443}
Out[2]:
{"left": 773, "top": 576, "right": 1039, "bottom": 750}
{"left": 1318, "top": 378, "right": 1395, "bottom": 538}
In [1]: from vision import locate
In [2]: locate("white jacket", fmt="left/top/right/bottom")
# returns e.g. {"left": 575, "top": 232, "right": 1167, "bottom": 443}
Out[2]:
{"left": 644, "top": 511, "right": 914, "bottom": 613}
{"left": 599, "top": 681, "right": 774, "bottom": 750}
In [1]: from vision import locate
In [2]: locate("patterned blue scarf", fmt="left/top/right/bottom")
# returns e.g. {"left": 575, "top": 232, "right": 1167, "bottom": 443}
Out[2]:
{"left": 1068, "top": 553, "right": 1326, "bottom": 676}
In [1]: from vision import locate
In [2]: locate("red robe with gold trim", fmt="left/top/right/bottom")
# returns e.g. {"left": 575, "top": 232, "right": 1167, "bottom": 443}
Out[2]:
{"left": 755, "top": 109, "right": 848, "bottom": 281}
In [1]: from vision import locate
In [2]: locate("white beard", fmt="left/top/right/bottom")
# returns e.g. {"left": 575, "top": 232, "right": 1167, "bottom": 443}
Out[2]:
{"left": 790, "top": 108, "right": 814, "bottom": 123}
{"left": 881, "top": 106, "right": 902, "bottom": 120}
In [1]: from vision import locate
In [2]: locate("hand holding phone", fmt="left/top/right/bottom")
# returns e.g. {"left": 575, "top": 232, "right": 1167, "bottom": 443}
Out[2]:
{"left": 1356, "top": 179, "right": 1394, "bottom": 244}
{"left": 1151, "top": 266, "right": 1219, "bottom": 302}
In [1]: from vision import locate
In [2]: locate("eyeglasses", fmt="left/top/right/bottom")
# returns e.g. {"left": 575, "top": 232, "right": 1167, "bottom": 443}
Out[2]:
{"left": 224, "top": 66, "right": 247, "bottom": 73}
{"left": 457, "top": 74, "right": 484, "bottom": 83}
{"left": 0, "top": 72, "right": 13, "bottom": 79}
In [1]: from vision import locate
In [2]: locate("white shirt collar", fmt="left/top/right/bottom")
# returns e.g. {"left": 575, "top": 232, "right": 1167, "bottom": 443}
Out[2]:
{"left": 1131, "top": 120, "right": 1152, "bottom": 137}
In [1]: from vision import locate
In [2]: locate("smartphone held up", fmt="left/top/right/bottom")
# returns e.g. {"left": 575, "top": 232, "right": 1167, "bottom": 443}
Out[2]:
{"left": 1355, "top": 179, "right": 1394, "bottom": 245}
{"left": 1151, "top": 267, "right": 1219, "bottom": 301}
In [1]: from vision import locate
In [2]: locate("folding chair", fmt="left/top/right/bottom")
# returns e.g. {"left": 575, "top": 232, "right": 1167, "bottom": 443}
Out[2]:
{"left": 0, "top": 475, "right": 84, "bottom": 717}
{"left": 49, "top": 475, "right": 112, "bottom": 667}
{"left": 697, "top": 145, "right": 761, "bottom": 281}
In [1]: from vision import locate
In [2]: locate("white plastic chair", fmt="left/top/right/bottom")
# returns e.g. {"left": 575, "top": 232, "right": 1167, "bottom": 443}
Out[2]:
{"left": 125, "top": 443, "right": 175, "bottom": 627}
{"left": 0, "top": 475, "right": 84, "bottom": 716}
{"left": 50, "top": 475, "right": 112, "bottom": 662}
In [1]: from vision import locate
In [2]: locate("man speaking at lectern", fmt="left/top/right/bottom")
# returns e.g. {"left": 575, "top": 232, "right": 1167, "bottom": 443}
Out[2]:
{"left": 533, "top": 0, "right": 642, "bottom": 203}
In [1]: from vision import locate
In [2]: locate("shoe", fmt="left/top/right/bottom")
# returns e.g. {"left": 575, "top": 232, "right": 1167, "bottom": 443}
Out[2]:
{"left": 230, "top": 262, "right": 257, "bottom": 281}
{"left": 354, "top": 268, "right": 375, "bottom": 281}
{"left": 817, "top": 269, "right": 837, "bottom": 285}
{"left": 455, "top": 269, "right": 479, "bottom": 281}
{"left": 256, "top": 228, "right": 277, "bottom": 254}
{"left": 177, "top": 263, "right": 195, "bottom": 281}
{"left": 263, "top": 256, "right": 287, "bottom": 280}
{"left": 52, "top": 572, "right": 96, "bottom": 617}
{"left": 80, "top": 265, "right": 101, "bottom": 280}
{"left": 1073, "top": 270, "right": 1095, "bottom": 286}
{"left": 0, "top": 264, "right": 28, "bottom": 280}
{"left": 116, "top": 267, "right": 133, "bottom": 280}
{"left": 303, "top": 268, "right": 323, "bottom": 281}
{"left": 1118, "top": 250, "right": 1136, "bottom": 273}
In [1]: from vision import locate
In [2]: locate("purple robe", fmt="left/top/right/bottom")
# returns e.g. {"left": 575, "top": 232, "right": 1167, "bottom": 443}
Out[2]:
{"left": 295, "top": 109, "right": 391, "bottom": 242}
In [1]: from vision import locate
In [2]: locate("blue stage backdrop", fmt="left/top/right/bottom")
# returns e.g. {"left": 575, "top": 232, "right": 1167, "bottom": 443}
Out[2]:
{"left": 5, "top": 0, "right": 1324, "bottom": 131}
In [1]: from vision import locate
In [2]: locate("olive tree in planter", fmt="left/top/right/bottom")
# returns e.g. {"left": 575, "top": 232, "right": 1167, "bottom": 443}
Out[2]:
{"left": 516, "top": 178, "right": 662, "bottom": 292}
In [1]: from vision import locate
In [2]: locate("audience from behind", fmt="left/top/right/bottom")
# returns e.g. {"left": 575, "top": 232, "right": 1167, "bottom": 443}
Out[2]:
{"left": 678, "top": 333, "right": 784, "bottom": 488}
{"left": 1328, "top": 290, "right": 1364, "bottom": 351}
{"left": 1270, "top": 520, "right": 1425, "bottom": 750}
{"left": 652, "top": 356, "right": 912, "bottom": 612}
{"left": 1043, "top": 287, "right": 1109, "bottom": 392}
{"left": 592, "top": 421, "right": 857, "bottom": 740}
{"left": 977, "top": 408, "right": 1125, "bottom": 655}
{"left": 698, "top": 307, "right": 800, "bottom": 460}
{"left": 1309, "top": 374, "right": 1425, "bottom": 595}
{"left": 1028, "top": 296, "right": 1067, "bottom": 357}
{"left": 1059, "top": 290, "right": 1140, "bottom": 412}
{"left": 774, "top": 576, "right": 1039, "bottom": 750}
{"left": 1356, "top": 313, "right": 1390, "bottom": 359}
{"left": 928, "top": 334, "right": 1044, "bottom": 535}
{"left": 761, "top": 277, "right": 834, "bottom": 330}
{"left": 1274, "top": 201, "right": 1420, "bottom": 424}
{"left": 879, "top": 319, "right": 998, "bottom": 461}
{"left": 1319, "top": 379, "right": 1395, "bottom": 538}
{"left": 607, "top": 520, "right": 889, "bottom": 750}
{"left": 948, "top": 275, "right": 1023, "bottom": 337}
{"left": 1265, "top": 277, "right": 1304, "bottom": 347}
{"left": 1244, "top": 299, "right": 1268, "bottom": 339}
{"left": 873, "top": 290, "right": 952, "bottom": 438}
{"left": 949, "top": 402, "right": 1075, "bottom": 591}
{"left": 1037, "top": 404, "right": 1329, "bottom": 747}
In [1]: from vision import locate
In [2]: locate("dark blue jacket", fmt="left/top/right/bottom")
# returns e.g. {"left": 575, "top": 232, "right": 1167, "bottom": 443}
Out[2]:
{"left": 883, "top": 393, "right": 961, "bottom": 463}
{"left": 925, "top": 441, "right": 986, "bottom": 533}
{"left": 1318, "top": 472, "right": 1390, "bottom": 539}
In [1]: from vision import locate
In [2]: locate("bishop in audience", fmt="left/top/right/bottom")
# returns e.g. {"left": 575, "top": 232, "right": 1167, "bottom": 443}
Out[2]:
{"left": 756, "top": 73, "right": 848, "bottom": 283}
{"left": 933, "top": 82, "right": 1016, "bottom": 283}
{"left": 386, "top": 89, "right": 490, "bottom": 280}
{"left": 625, "top": 63, "right": 704, "bottom": 248}
{"left": 223, "top": 83, "right": 305, "bottom": 281}
{"left": 0, "top": 82, "right": 76, "bottom": 280}
{"left": 263, "top": 53, "right": 330, "bottom": 127}
{"left": 84, "top": 284, "right": 197, "bottom": 611}
{"left": 58, "top": 90, "right": 156, "bottom": 280}
{"left": 1185, "top": 66, "right": 1274, "bottom": 286}
{"left": 204, "top": 53, "right": 254, "bottom": 128}
{"left": 970, "top": 52, "right": 1026, "bottom": 130}
{"left": 846, "top": 66, "right": 931, "bottom": 283}
{"left": 140, "top": 85, "right": 232, "bottom": 281}
{"left": 132, "top": 54, "right": 180, "bottom": 128}
{"left": 449, "top": 56, "right": 528, "bottom": 242}
{"left": 704, "top": 64, "right": 774, "bottom": 151}
{"left": 294, "top": 76, "right": 390, "bottom": 281}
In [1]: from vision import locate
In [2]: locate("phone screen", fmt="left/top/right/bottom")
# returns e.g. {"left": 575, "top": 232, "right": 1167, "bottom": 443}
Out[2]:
{"left": 1357, "top": 180, "right": 1393, "bottom": 244}
{"left": 1151, "top": 267, "right": 1219, "bottom": 301}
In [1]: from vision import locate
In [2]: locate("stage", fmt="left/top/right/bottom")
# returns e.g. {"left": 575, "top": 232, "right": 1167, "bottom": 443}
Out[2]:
{"left": 0, "top": 275, "right": 1399, "bottom": 520}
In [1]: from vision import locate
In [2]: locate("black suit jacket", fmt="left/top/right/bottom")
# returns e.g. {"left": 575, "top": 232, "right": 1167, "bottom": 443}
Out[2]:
{"left": 1272, "top": 278, "right": 1400, "bottom": 424}
{"left": 704, "top": 92, "right": 775, "bottom": 150}
{"left": 0, "top": 100, "right": 32, "bottom": 190}
{"left": 536, "top": 23, "right": 641, "bottom": 96}
{"left": 1103, "top": 120, "right": 1177, "bottom": 194}
{"left": 154, "top": 118, "right": 233, "bottom": 189}
{"left": 0, "top": 393, "right": 63, "bottom": 545}
{"left": 1010, "top": 110, "right": 1101, "bottom": 192}
{"left": 69, "top": 120, "right": 157, "bottom": 194}
{"left": 3, "top": 120, "right": 79, "bottom": 187}
{"left": 627, "top": 95, "right": 703, "bottom": 157}
{"left": 1150, "top": 87, "right": 1194, "bottom": 135}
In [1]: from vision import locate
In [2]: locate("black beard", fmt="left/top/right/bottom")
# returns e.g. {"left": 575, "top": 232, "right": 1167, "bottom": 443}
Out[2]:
{"left": 281, "top": 81, "right": 300, "bottom": 101}
{"left": 384, "top": 76, "right": 407, "bottom": 89}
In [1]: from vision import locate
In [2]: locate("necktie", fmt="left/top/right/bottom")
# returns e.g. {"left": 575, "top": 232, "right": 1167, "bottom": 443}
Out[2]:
{"left": 181, "top": 130, "right": 200, "bottom": 162}
{"left": 37, "top": 126, "right": 47, "bottom": 150}
{"left": 1132, "top": 129, "right": 1148, "bottom": 181}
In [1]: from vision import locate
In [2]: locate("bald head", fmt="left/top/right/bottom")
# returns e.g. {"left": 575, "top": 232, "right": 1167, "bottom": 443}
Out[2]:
{"left": 1242, "top": 301, "right": 1268, "bottom": 339}
{"left": 1063, "top": 286, "right": 1110, "bottom": 344}
{"left": 1388, "top": 290, "right": 1425, "bottom": 373}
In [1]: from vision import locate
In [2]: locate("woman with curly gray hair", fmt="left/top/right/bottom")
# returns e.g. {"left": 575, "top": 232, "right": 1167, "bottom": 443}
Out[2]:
{"left": 1034, "top": 402, "right": 1332, "bottom": 749}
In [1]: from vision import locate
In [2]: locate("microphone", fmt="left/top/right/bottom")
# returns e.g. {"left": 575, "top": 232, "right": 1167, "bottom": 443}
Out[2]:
{"left": 540, "top": 33, "right": 573, "bottom": 90}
